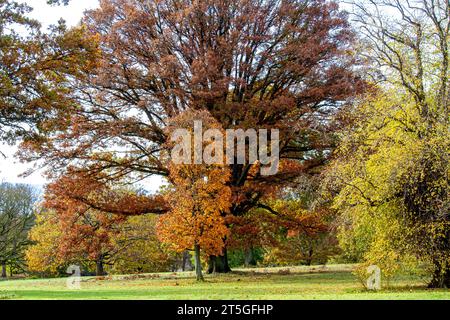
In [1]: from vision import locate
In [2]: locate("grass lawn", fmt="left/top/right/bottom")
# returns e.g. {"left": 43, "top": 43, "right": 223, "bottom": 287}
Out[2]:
{"left": 0, "top": 264, "right": 448, "bottom": 300}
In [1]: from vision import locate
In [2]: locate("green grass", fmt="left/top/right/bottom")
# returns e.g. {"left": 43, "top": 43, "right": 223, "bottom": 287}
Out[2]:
{"left": 0, "top": 264, "right": 448, "bottom": 300}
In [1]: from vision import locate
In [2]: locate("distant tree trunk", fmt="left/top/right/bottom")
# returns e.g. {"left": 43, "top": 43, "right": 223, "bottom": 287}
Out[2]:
{"left": 305, "top": 247, "right": 314, "bottom": 266}
{"left": 244, "top": 247, "right": 257, "bottom": 267}
{"left": 194, "top": 243, "right": 204, "bottom": 281}
{"left": 182, "top": 250, "right": 194, "bottom": 271}
{"left": 96, "top": 257, "right": 105, "bottom": 276}
{"left": 1, "top": 262, "right": 6, "bottom": 278}
{"left": 208, "top": 248, "right": 231, "bottom": 274}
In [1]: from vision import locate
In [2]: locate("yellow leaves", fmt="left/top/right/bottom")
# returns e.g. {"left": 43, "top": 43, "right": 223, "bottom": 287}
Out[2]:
{"left": 329, "top": 85, "right": 450, "bottom": 282}
{"left": 25, "top": 210, "right": 64, "bottom": 274}
{"left": 110, "top": 214, "right": 176, "bottom": 274}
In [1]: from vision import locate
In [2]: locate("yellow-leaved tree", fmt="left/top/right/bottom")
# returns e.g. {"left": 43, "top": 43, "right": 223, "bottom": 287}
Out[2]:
{"left": 326, "top": 91, "right": 449, "bottom": 287}
{"left": 111, "top": 215, "right": 177, "bottom": 274}
{"left": 26, "top": 210, "right": 65, "bottom": 276}
{"left": 327, "top": 0, "right": 450, "bottom": 288}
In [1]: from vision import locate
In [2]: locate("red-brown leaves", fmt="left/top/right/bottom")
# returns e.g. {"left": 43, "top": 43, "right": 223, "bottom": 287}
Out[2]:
{"left": 45, "top": 171, "right": 169, "bottom": 216}
{"left": 20, "top": 0, "right": 363, "bottom": 183}
{"left": 42, "top": 171, "right": 171, "bottom": 265}
{"left": 17, "top": 1, "right": 364, "bottom": 253}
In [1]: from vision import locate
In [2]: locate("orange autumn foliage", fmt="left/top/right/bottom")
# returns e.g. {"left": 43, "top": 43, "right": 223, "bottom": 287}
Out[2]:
{"left": 157, "top": 110, "right": 231, "bottom": 256}
{"left": 227, "top": 199, "right": 328, "bottom": 252}
{"left": 43, "top": 176, "right": 127, "bottom": 269}
{"left": 45, "top": 169, "right": 169, "bottom": 216}
{"left": 41, "top": 172, "right": 171, "bottom": 274}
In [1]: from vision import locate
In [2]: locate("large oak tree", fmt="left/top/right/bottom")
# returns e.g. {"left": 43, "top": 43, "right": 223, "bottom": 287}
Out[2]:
{"left": 21, "top": 0, "right": 363, "bottom": 271}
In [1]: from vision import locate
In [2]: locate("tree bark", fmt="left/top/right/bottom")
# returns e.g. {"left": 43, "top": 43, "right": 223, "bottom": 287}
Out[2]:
{"left": 207, "top": 247, "right": 231, "bottom": 274}
{"left": 305, "top": 247, "right": 314, "bottom": 266}
{"left": 194, "top": 243, "right": 204, "bottom": 281}
{"left": 96, "top": 258, "right": 105, "bottom": 276}
{"left": 182, "top": 250, "right": 194, "bottom": 271}
{"left": 244, "top": 247, "right": 257, "bottom": 267}
{"left": 1, "top": 262, "right": 6, "bottom": 278}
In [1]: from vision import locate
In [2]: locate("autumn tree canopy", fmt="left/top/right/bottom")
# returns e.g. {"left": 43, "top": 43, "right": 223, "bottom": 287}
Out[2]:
{"left": 26, "top": 210, "right": 64, "bottom": 276}
{"left": 26, "top": 205, "right": 177, "bottom": 276}
{"left": 327, "top": 0, "right": 450, "bottom": 288}
{"left": 18, "top": 0, "right": 363, "bottom": 272}
{"left": 0, "top": 0, "right": 98, "bottom": 146}
{"left": 40, "top": 173, "right": 173, "bottom": 276}
{"left": 23, "top": 0, "right": 362, "bottom": 184}
{"left": 26, "top": 174, "right": 175, "bottom": 276}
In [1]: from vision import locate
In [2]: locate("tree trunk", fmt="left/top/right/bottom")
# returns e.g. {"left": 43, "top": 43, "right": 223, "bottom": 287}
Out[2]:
{"left": 182, "top": 250, "right": 194, "bottom": 271}
{"left": 244, "top": 247, "right": 257, "bottom": 267}
{"left": 96, "top": 258, "right": 105, "bottom": 276}
{"left": 428, "top": 264, "right": 450, "bottom": 289}
{"left": 207, "top": 247, "right": 231, "bottom": 274}
{"left": 1, "top": 262, "right": 6, "bottom": 278}
{"left": 305, "top": 247, "right": 314, "bottom": 266}
{"left": 194, "top": 243, "right": 204, "bottom": 281}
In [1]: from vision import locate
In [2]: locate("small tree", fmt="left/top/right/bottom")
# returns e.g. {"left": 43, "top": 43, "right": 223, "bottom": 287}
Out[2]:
{"left": 158, "top": 110, "right": 231, "bottom": 281}
{"left": 0, "top": 183, "right": 36, "bottom": 278}
{"left": 27, "top": 172, "right": 171, "bottom": 276}
{"left": 26, "top": 210, "right": 65, "bottom": 276}
{"left": 43, "top": 176, "right": 137, "bottom": 276}
{"left": 263, "top": 201, "right": 335, "bottom": 266}
{"left": 27, "top": 208, "right": 177, "bottom": 276}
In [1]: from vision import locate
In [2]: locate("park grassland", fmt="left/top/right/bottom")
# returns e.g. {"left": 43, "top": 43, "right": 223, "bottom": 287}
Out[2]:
{"left": 0, "top": 264, "right": 449, "bottom": 300}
